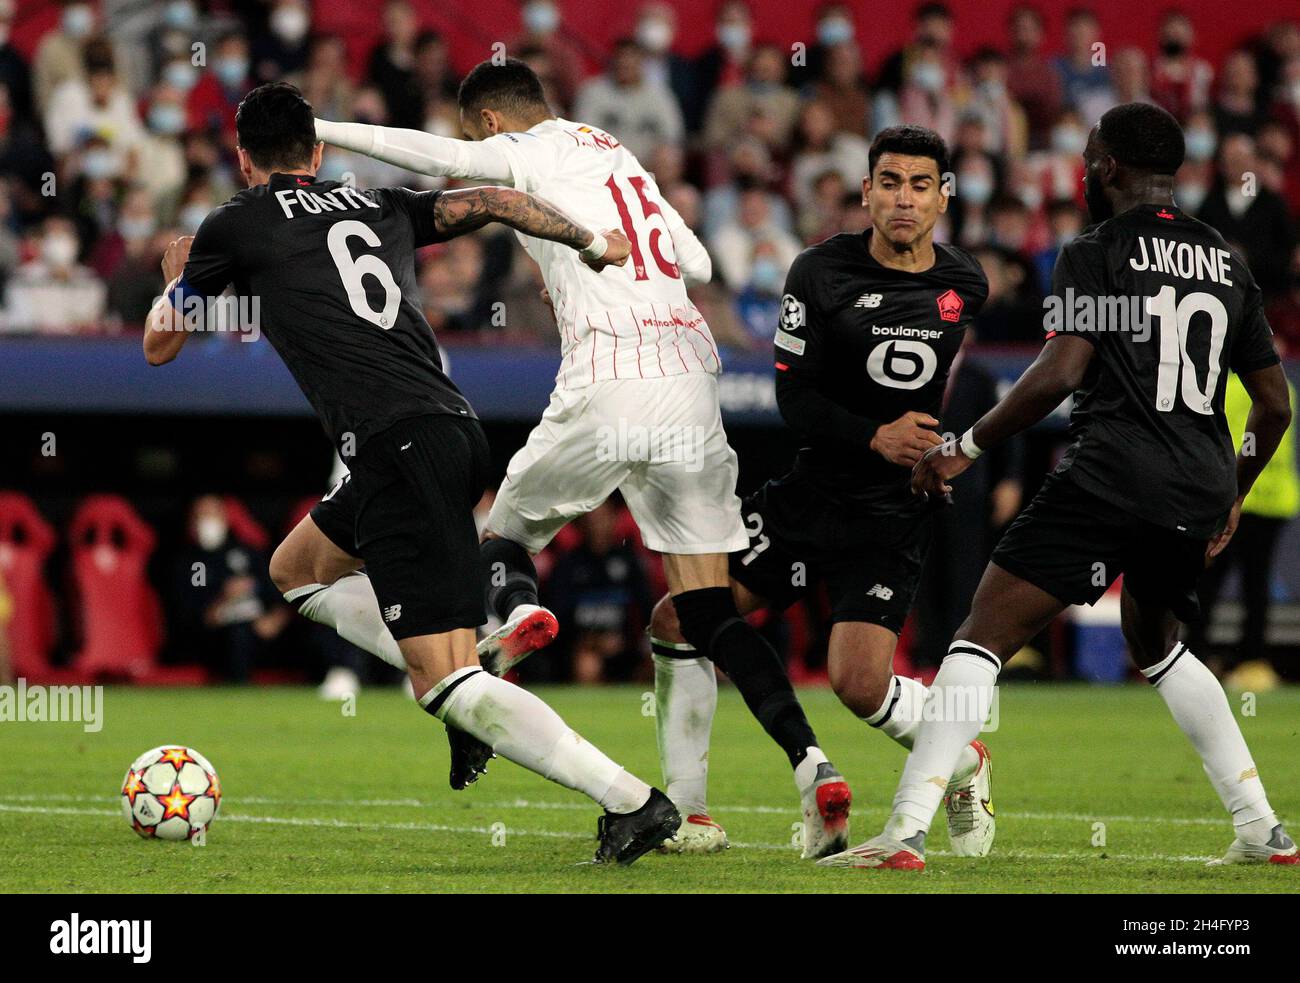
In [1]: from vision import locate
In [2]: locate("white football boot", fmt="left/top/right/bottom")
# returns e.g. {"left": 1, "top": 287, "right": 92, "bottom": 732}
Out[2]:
{"left": 657, "top": 813, "right": 730, "bottom": 854}
{"left": 943, "top": 739, "right": 995, "bottom": 857}
{"left": 799, "top": 761, "right": 853, "bottom": 859}
{"left": 817, "top": 830, "right": 926, "bottom": 870}
{"left": 476, "top": 603, "right": 559, "bottom": 675}
{"left": 1208, "top": 824, "right": 1298, "bottom": 866}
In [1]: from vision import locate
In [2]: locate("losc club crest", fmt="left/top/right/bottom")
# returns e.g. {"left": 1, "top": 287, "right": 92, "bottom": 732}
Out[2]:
{"left": 936, "top": 289, "right": 964, "bottom": 323}
{"left": 779, "top": 294, "right": 806, "bottom": 330}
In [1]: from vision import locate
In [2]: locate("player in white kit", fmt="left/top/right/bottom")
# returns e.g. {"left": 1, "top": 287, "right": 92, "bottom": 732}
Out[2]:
{"left": 313, "top": 58, "right": 852, "bottom": 858}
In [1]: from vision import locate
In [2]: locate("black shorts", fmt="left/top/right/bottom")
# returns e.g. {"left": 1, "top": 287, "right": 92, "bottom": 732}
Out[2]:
{"left": 992, "top": 471, "right": 1206, "bottom": 623}
{"left": 311, "top": 414, "right": 489, "bottom": 639}
{"left": 728, "top": 470, "right": 931, "bottom": 634}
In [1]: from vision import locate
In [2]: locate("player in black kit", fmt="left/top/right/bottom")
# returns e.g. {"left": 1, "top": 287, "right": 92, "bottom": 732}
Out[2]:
{"left": 143, "top": 83, "right": 680, "bottom": 866}
{"left": 648, "top": 126, "right": 997, "bottom": 857}
{"left": 826, "top": 103, "right": 1297, "bottom": 871}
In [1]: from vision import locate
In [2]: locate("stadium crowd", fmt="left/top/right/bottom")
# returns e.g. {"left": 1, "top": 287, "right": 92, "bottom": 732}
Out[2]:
{"left": 0, "top": 0, "right": 1298, "bottom": 347}
{"left": 1, "top": 1, "right": 1298, "bottom": 689}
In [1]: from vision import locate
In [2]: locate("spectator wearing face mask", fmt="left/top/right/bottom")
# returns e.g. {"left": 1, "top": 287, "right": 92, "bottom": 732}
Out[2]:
{"left": 875, "top": 2, "right": 955, "bottom": 97}
{"left": 1173, "top": 110, "right": 1218, "bottom": 216}
{"left": 135, "top": 82, "right": 189, "bottom": 208}
{"left": 148, "top": 1, "right": 204, "bottom": 87}
{"left": 252, "top": 0, "right": 313, "bottom": 84}
{"left": 1151, "top": 10, "right": 1215, "bottom": 123}
{"left": 789, "top": 3, "right": 857, "bottom": 90}
{"left": 510, "top": 0, "right": 591, "bottom": 112}
{"left": 692, "top": 0, "right": 754, "bottom": 127}
{"left": 733, "top": 239, "right": 788, "bottom": 346}
{"left": 881, "top": 40, "right": 958, "bottom": 145}
{"left": 948, "top": 146, "right": 999, "bottom": 250}
{"left": 1198, "top": 132, "right": 1296, "bottom": 300}
{"left": 1032, "top": 197, "right": 1084, "bottom": 295}
{"left": 368, "top": 0, "right": 423, "bottom": 128}
{"left": 631, "top": 3, "right": 695, "bottom": 125}
{"left": 3, "top": 216, "right": 105, "bottom": 333}
{"left": 43, "top": 39, "right": 143, "bottom": 170}
{"left": 574, "top": 38, "right": 684, "bottom": 163}
{"left": 186, "top": 33, "right": 252, "bottom": 147}
{"left": 709, "top": 185, "right": 800, "bottom": 292}
{"left": 965, "top": 47, "right": 1027, "bottom": 159}
{"left": 33, "top": 1, "right": 107, "bottom": 115}
{"left": 170, "top": 496, "right": 289, "bottom": 684}
{"left": 105, "top": 190, "right": 169, "bottom": 327}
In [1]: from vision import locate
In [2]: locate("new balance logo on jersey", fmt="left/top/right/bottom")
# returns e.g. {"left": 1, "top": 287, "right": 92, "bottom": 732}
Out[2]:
{"left": 382, "top": 604, "right": 402, "bottom": 623}
{"left": 866, "top": 584, "right": 894, "bottom": 601}
{"left": 855, "top": 293, "right": 883, "bottom": 308}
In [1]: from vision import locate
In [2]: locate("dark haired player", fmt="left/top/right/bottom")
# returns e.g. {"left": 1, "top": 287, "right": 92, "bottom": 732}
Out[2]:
{"left": 647, "top": 125, "right": 996, "bottom": 856}
{"left": 316, "top": 58, "right": 854, "bottom": 858}
{"left": 824, "top": 103, "right": 1297, "bottom": 870}
{"left": 143, "top": 82, "right": 682, "bottom": 866}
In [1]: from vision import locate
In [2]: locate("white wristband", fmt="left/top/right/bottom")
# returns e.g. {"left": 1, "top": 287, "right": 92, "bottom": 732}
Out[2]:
{"left": 959, "top": 429, "right": 984, "bottom": 460}
{"left": 579, "top": 231, "right": 608, "bottom": 262}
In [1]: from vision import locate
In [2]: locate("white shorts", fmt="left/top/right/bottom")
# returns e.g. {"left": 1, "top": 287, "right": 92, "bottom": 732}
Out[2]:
{"left": 485, "top": 374, "right": 748, "bottom": 555}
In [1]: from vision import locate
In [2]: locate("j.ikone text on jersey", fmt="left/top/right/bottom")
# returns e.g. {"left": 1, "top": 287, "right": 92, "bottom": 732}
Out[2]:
{"left": 594, "top": 419, "right": 711, "bottom": 473}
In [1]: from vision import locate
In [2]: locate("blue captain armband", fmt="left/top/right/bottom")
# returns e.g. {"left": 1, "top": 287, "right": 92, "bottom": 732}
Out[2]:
{"left": 166, "top": 275, "right": 208, "bottom": 313}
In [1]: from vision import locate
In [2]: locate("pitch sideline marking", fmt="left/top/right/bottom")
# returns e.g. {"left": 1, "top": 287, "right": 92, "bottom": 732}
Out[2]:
{"left": 0, "top": 792, "right": 1230, "bottom": 827}
{"left": 0, "top": 802, "right": 1222, "bottom": 863}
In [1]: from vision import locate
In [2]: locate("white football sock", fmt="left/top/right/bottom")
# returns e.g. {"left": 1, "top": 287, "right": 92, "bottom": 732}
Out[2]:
{"left": 423, "top": 667, "right": 651, "bottom": 814}
{"left": 864, "top": 674, "right": 981, "bottom": 782}
{"left": 1143, "top": 643, "right": 1277, "bottom": 839}
{"left": 888, "top": 642, "right": 1001, "bottom": 839}
{"left": 793, "top": 746, "right": 829, "bottom": 793}
{"left": 288, "top": 574, "right": 406, "bottom": 670}
{"left": 652, "top": 640, "right": 716, "bottom": 815}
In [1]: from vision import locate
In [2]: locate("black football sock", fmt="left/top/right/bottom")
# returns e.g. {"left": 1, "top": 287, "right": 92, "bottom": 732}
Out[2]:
{"left": 480, "top": 536, "right": 539, "bottom": 622}
{"left": 673, "top": 586, "right": 818, "bottom": 769}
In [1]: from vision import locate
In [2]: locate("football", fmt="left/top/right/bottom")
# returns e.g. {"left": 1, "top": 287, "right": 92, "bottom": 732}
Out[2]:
{"left": 120, "top": 746, "right": 222, "bottom": 842}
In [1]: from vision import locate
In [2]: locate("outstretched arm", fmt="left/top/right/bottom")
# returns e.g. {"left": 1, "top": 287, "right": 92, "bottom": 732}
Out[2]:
{"left": 433, "top": 186, "right": 629, "bottom": 271}
{"left": 911, "top": 334, "right": 1094, "bottom": 498}
{"left": 316, "top": 119, "right": 514, "bottom": 182}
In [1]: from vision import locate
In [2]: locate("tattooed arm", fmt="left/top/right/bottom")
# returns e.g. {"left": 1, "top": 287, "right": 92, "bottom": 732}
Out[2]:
{"left": 431, "top": 186, "right": 630, "bottom": 271}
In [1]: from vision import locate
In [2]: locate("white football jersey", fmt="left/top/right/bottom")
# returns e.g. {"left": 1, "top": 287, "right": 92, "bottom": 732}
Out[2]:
{"left": 486, "top": 118, "right": 719, "bottom": 389}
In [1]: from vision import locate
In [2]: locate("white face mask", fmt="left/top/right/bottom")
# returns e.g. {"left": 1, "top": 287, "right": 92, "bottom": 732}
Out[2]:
{"left": 637, "top": 19, "right": 673, "bottom": 54}
{"left": 63, "top": 4, "right": 94, "bottom": 38}
{"left": 272, "top": 5, "right": 310, "bottom": 44}
{"left": 42, "top": 234, "right": 78, "bottom": 269}
{"left": 196, "top": 516, "right": 228, "bottom": 551}
{"left": 717, "top": 22, "right": 750, "bottom": 53}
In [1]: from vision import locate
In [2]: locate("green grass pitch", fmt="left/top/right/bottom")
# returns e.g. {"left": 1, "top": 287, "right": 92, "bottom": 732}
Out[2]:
{"left": 1, "top": 683, "right": 1296, "bottom": 893}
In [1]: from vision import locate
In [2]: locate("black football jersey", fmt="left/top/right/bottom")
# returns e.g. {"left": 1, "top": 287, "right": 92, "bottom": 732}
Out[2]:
{"left": 775, "top": 230, "right": 989, "bottom": 513}
{"left": 1048, "top": 203, "right": 1279, "bottom": 538}
{"left": 179, "top": 173, "right": 474, "bottom": 455}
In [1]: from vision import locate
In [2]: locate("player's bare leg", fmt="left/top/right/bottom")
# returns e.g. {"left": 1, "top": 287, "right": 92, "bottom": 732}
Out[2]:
{"left": 271, "top": 516, "right": 495, "bottom": 790}
{"left": 1120, "top": 586, "right": 1296, "bottom": 866}
{"left": 827, "top": 622, "right": 990, "bottom": 856}
{"left": 399, "top": 627, "right": 679, "bottom": 865}
{"left": 822, "top": 562, "right": 1060, "bottom": 870}
{"left": 654, "top": 553, "right": 850, "bottom": 859}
